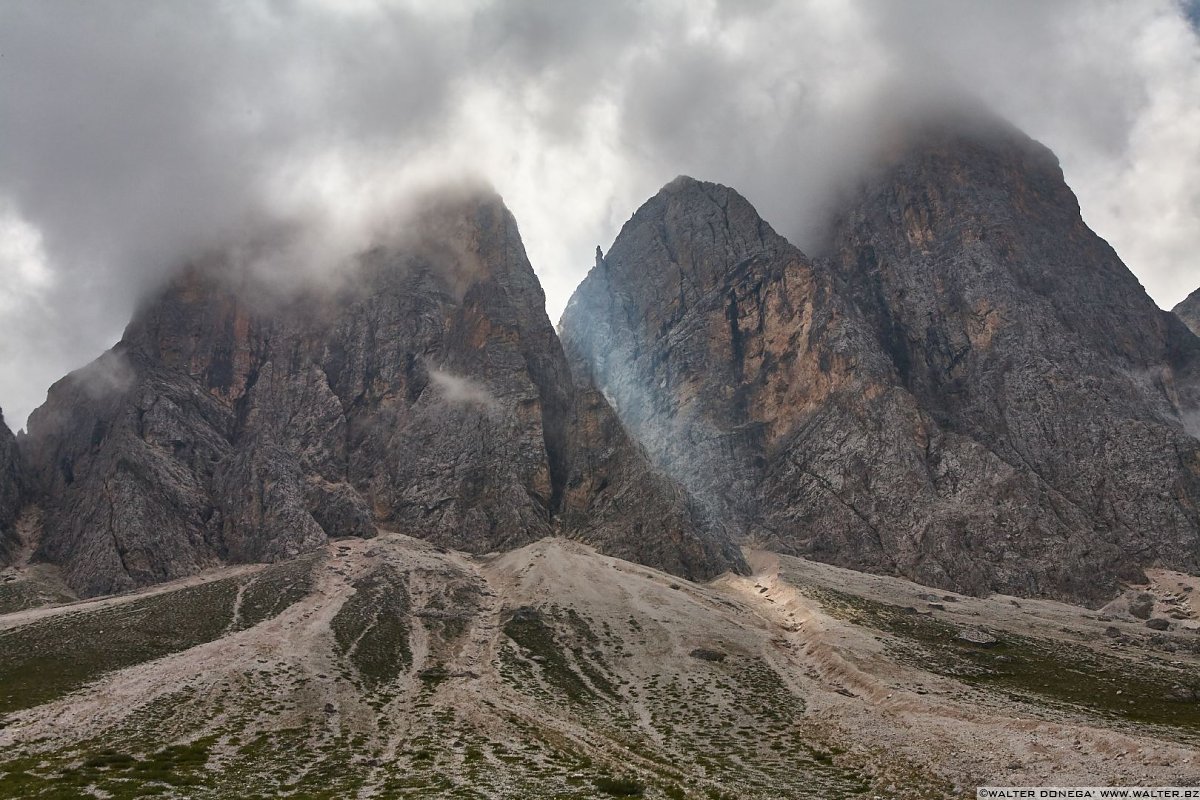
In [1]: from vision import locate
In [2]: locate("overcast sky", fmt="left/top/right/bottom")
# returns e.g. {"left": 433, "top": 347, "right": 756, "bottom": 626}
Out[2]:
{"left": 1, "top": 0, "right": 1198, "bottom": 430}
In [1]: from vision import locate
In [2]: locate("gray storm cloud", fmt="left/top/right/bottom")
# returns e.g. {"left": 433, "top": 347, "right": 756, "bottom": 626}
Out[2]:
{"left": 0, "top": 0, "right": 1197, "bottom": 429}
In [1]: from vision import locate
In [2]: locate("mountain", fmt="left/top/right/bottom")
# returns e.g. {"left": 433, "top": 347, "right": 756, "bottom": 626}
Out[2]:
{"left": 0, "top": 409, "right": 21, "bottom": 565}
{"left": 7, "top": 114, "right": 1198, "bottom": 608}
{"left": 824, "top": 115, "right": 1200, "bottom": 594}
{"left": 19, "top": 189, "right": 743, "bottom": 597}
{"left": 561, "top": 116, "right": 1200, "bottom": 604}
{"left": 1175, "top": 287, "right": 1200, "bottom": 337}
{"left": 559, "top": 177, "right": 1096, "bottom": 602}
{"left": 3, "top": 115, "right": 1200, "bottom": 799}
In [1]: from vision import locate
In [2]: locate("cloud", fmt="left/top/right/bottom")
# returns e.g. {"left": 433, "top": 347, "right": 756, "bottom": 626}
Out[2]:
{"left": 0, "top": 0, "right": 1197, "bottom": 429}
{"left": 427, "top": 368, "right": 497, "bottom": 410}
{"left": 70, "top": 350, "right": 135, "bottom": 401}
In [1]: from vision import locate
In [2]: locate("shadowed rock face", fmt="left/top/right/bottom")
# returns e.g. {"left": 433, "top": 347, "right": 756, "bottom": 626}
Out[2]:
{"left": 1175, "top": 288, "right": 1200, "bottom": 337}
{"left": 22, "top": 191, "right": 744, "bottom": 596}
{"left": 561, "top": 118, "right": 1200, "bottom": 605}
{"left": 0, "top": 409, "right": 21, "bottom": 564}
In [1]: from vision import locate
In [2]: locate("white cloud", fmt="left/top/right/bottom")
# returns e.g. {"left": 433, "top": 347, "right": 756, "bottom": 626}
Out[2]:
{"left": 1061, "top": 6, "right": 1200, "bottom": 308}
{"left": 0, "top": 203, "right": 53, "bottom": 310}
{"left": 427, "top": 368, "right": 497, "bottom": 410}
{"left": 0, "top": 0, "right": 1196, "bottom": 429}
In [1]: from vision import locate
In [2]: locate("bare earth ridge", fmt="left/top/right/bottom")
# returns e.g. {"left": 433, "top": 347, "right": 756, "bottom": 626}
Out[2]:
{"left": 0, "top": 535, "right": 1196, "bottom": 798}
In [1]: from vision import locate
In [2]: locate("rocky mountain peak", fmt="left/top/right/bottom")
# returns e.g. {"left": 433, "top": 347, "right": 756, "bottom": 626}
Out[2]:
{"left": 827, "top": 113, "right": 1191, "bottom": 373}
{"left": 18, "top": 190, "right": 744, "bottom": 597}
{"left": 827, "top": 110, "right": 1200, "bottom": 413}
{"left": 562, "top": 113, "right": 1200, "bottom": 604}
{"left": 601, "top": 175, "right": 787, "bottom": 298}
{"left": 821, "top": 115, "right": 1200, "bottom": 597}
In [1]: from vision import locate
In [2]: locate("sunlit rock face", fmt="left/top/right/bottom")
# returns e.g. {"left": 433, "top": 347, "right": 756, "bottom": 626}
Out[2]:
{"left": 562, "top": 115, "right": 1200, "bottom": 605}
{"left": 1175, "top": 287, "right": 1200, "bottom": 337}
{"left": 21, "top": 190, "right": 744, "bottom": 597}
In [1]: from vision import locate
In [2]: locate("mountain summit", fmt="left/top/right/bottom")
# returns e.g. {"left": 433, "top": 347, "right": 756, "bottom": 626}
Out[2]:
{"left": 562, "top": 116, "right": 1200, "bottom": 604}
{"left": 825, "top": 116, "right": 1200, "bottom": 595}
{"left": 3, "top": 116, "right": 1196, "bottom": 606}
{"left": 15, "top": 190, "right": 743, "bottom": 596}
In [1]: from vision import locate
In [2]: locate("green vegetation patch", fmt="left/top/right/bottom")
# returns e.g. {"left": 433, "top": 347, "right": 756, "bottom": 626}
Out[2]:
{"left": 634, "top": 653, "right": 879, "bottom": 798}
{"left": 0, "top": 577, "right": 240, "bottom": 715}
{"left": 593, "top": 774, "right": 646, "bottom": 796}
{"left": 0, "top": 558, "right": 318, "bottom": 716}
{"left": 0, "top": 736, "right": 217, "bottom": 799}
{"left": 0, "top": 576, "right": 76, "bottom": 615}
{"left": 331, "top": 566, "right": 412, "bottom": 687}
{"left": 804, "top": 585, "right": 1200, "bottom": 734}
{"left": 234, "top": 552, "right": 320, "bottom": 630}
{"left": 502, "top": 606, "right": 613, "bottom": 705}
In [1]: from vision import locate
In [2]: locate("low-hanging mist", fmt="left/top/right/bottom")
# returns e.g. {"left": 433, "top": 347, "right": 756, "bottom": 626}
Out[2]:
{"left": 1, "top": 0, "right": 1198, "bottom": 429}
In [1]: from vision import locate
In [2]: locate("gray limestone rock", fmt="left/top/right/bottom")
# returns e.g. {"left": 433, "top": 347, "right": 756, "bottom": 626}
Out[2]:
{"left": 1174, "top": 287, "right": 1200, "bottom": 337}
{"left": 22, "top": 190, "right": 744, "bottom": 596}
{"left": 560, "top": 114, "right": 1200, "bottom": 605}
{"left": 824, "top": 115, "right": 1200, "bottom": 600}
{"left": 0, "top": 409, "right": 22, "bottom": 565}
{"left": 561, "top": 174, "right": 1112, "bottom": 603}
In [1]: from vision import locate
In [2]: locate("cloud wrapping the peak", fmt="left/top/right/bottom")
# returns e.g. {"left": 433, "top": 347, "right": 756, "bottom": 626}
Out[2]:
{"left": 0, "top": 0, "right": 1197, "bottom": 428}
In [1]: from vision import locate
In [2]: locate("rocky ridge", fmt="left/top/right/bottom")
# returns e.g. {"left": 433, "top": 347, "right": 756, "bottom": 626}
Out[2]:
{"left": 19, "top": 190, "right": 744, "bottom": 597}
{"left": 7, "top": 113, "right": 1198, "bottom": 605}
{"left": 560, "top": 176, "right": 1099, "bottom": 602}
{"left": 561, "top": 115, "right": 1200, "bottom": 604}
{"left": 824, "top": 116, "right": 1200, "bottom": 597}
{"left": 1175, "top": 287, "right": 1200, "bottom": 337}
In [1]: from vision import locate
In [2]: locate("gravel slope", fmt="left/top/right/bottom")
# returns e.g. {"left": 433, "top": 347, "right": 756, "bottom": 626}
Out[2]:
{"left": 0, "top": 535, "right": 1196, "bottom": 798}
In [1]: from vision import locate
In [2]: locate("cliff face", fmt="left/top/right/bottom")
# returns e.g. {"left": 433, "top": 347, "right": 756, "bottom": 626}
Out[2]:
{"left": 23, "top": 191, "right": 743, "bottom": 596}
{"left": 561, "top": 119, "right": 1200, "bottom": 604}
{"left": 1175, "top": 287, "right": 1200, "bottom": 337}
{"left": 561, "top": 177, "right": 1090, "bottom": 602}
{"left": 825, "top": 119, "right": 1200, "bottom": 591}
{"left": 0, "top": 409, "right": 21, "bottom": 565}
